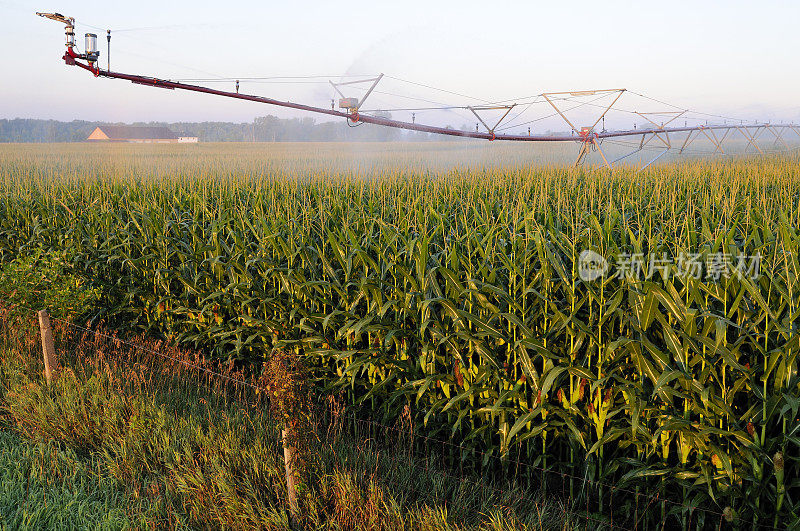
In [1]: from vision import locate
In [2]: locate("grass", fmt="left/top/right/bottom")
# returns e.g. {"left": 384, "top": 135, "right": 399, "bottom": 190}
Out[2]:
{"left": 0, "top": 430, "right": 146, "bottom": 530}
{"left": 0, "top": 142, "right": 799, "bottom": 527}
{"left": 0, "top": 253, "right": 577, "bottom": 530}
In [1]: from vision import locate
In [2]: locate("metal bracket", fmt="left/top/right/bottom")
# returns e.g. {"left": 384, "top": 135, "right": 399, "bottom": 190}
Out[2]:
{"left": 699, "top": 127, "right": 725, "bottom": 154}
{"left": 329, "top": 74, "right": 384, "bottom": 114}
{"left": 543, "top": 89, "right": 625, "bottom": 135}
{"left": 574, "top": 141, "right": 590, "bottom": 166}
{"left": 572, "top": 133, "right": 611, "bottom": 169}
{"left": 679, "top": 130, "right": 696, "bottom": 154}
{"left": 736, "top": 127, "right": 763, "bottom": 154}
{"left": 635, "top": 110, "right": 686, "bottom": 131}
{"left": 716, "top": 128, "right": 732, "bottom": 152}
{"left": 544, "top": 89, "right": 625, "bottom": 169}
{"left": 37, "top": 12, "right": 76, "bottom": 48}
{"left": 765, "top": 125, "right": 791, "bottom": 151}
{"left": 467, "top": 105, "right": 516, "bottom": 137}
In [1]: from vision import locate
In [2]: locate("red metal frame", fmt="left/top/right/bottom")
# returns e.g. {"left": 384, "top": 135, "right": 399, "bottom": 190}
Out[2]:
{"left": 64, "top": 46, "right": 99, "bottom": 76}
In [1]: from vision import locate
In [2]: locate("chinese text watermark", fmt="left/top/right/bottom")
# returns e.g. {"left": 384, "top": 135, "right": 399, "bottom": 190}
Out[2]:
{"left": 578, "top": 250, "right": 760, "bottom": 282}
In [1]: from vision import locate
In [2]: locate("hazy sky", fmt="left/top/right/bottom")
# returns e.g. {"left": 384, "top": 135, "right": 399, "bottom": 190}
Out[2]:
{"left": 3, "top": 0, "right": 800, "bottom": 130}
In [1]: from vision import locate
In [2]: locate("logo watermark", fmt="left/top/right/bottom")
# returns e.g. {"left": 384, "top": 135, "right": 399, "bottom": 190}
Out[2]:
{"left": 578, "top": 250, "right": 609, "bottom": 281}
{"left": 577, "top": 251, "right": 760, "bottom": 282}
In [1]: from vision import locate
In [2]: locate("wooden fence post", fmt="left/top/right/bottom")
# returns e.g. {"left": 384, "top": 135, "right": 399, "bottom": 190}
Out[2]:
{"left": 282, "top": 426, "right": 300, "bottom": 523}
{"left": 37, "top": 310, "right": 56, "bottom": 384}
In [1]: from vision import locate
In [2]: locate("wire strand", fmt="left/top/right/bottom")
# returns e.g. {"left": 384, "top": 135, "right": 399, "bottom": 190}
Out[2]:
{"left": 0, "top": 297, "right": 783, "bottom": 529}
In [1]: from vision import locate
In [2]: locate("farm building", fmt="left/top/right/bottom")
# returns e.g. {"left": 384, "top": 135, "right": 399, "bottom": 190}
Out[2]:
{"left": 87, "top": 125, "right": 198, "bottom": 143}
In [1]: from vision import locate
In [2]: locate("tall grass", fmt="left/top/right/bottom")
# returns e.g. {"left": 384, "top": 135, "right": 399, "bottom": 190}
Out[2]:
{"left": 0, "top": 254, "right": 574, "bottom": 530}
{"left": 0, "top": 143, "right": 798, "bottom": 526}
{"left": 0, "top": 431, "right": 148, "bottom": 529}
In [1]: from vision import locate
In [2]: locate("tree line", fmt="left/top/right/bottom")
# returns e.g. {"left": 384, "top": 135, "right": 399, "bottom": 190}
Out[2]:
{"left": 0, "top": 115, "right": 460, "bottom": 143}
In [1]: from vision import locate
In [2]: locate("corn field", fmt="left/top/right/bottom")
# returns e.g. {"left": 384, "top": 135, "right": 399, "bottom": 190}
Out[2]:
{"left": 1, "top": 143, "right": 798, "bottom": 527}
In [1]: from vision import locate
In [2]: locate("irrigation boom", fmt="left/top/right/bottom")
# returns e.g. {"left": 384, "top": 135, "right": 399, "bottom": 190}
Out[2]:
{"left": 37, "top": 12, "right": 800, "bottom": 169}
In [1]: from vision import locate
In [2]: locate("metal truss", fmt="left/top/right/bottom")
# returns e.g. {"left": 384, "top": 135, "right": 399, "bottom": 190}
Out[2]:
{"left": 36, "top": 12, "right": 800, "bottom": 170}
{"left": 468, "top": 105, "right": 516, "bottom": 138}
{"left": 607, "top": 125, "right": 800, "bottom": 171}
{"left": 540, "top": 90, "right": 800, "bottom": 171}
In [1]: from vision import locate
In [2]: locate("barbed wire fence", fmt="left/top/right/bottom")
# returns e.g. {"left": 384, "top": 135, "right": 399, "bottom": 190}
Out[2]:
{"left": 0, "top": 297, "right": 765, "bottom": 530}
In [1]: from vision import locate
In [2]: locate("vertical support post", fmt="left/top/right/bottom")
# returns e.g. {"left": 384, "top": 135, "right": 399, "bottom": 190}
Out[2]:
{"left": 37, "top": 310, "right": 56, "bottom": 384}
{"left": 282, "top": 427, "right": 299, "bottom": 522}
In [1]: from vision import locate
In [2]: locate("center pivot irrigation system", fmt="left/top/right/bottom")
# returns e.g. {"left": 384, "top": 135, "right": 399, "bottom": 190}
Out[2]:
{"left": 38, "top": 12, "right": 800, "bottom": 170}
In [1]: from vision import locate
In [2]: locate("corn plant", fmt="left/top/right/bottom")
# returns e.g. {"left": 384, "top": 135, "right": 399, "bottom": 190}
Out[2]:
{"left": 1, "top": 143, "right": 798, "bottom": 527}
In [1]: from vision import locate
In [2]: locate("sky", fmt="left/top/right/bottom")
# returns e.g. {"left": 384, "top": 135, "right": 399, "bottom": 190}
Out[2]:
{"left": 2, "top": 0, "right": 800, "bottom": 131}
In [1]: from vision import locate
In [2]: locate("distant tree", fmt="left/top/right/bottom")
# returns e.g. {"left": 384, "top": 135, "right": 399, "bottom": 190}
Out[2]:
{"left": 0, "top": 115, "right": 442, "bottom": 143}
